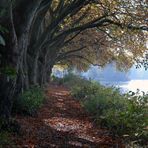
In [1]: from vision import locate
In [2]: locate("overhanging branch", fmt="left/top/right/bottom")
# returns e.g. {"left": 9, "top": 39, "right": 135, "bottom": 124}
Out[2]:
{"left": 57, "top": 54, "right": 103, "bottom": 67}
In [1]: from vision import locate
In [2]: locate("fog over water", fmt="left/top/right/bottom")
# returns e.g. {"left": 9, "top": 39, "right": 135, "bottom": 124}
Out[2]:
{"left": 52, "top": 63, "right": 148, "bottom": 93}
{"left": 81, "top": 64, "right": 148, "bottom": 93}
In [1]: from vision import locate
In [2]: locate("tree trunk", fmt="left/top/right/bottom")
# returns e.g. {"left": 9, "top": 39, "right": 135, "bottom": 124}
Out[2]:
{"left": 0, "top": 76, "right": 17, "bottom": 120}
{"left": 46, "top": 62, "right": 54, "bottom": 83}
{"left": 30, "top": 51, "right": 40, "bottom": 86}
{"left": 41, "top": 61, "right": 47, "bottom": 86}
{"left": 0, "top": 1, "right": 19, "bottom": 120}
{"left": 0, "top": 0, "right": 42, "bottom": 120}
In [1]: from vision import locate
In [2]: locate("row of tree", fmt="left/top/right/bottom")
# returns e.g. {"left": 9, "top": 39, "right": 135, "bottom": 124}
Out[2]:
{"left": 0, "top": 0, "right": 148, "bottom": 120}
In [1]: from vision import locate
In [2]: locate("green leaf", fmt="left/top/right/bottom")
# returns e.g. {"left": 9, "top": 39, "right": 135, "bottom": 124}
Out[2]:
{"left": 0, "top": 34, "right": 5, "bottom": 46}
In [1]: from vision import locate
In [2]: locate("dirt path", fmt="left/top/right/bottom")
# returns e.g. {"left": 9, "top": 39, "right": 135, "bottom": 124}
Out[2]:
{"left": 13, "top": 85, "right": 124, "bottom": 148}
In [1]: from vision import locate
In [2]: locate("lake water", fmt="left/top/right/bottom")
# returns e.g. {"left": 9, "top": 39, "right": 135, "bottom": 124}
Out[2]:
{"left": 99, "top": 80, "right": 148, "bottom": 94}
{"left": 52, "top": 64, "right": 148, "bottom": 93}
{"left": 80, "top": 64, "right": 148, "bottom": 94}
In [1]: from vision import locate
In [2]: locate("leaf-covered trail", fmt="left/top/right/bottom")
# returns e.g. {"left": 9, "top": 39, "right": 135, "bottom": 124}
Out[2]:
{"left": 13, "top": 85, "right": 124, "bottom": 147}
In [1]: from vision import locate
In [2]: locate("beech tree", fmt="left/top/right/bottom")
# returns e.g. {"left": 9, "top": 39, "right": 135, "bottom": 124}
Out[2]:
{"left": 0, "top": 0, "right": 148, "bottom": 121}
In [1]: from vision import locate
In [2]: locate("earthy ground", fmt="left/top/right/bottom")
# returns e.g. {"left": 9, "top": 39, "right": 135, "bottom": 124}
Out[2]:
{"left": 11, "top": 85, "right": 124, "bottom": 148}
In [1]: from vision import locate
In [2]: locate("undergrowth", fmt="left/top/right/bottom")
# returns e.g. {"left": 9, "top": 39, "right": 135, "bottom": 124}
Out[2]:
{"left": 0, "top": 131, "right": 15, "bottom": 148}
{"left": 13, "top": 86, "right": 45, "bottom": 115}
{"left": 53, "top": 73, "right": 148, "bottom": 145}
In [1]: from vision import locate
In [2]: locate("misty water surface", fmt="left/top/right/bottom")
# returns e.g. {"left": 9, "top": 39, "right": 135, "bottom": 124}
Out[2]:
{"left": 82, "top": 64, "right": 148, "bottom": 93}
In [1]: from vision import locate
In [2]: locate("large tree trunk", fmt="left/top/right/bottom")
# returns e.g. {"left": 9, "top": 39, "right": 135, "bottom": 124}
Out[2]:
{"left": 0, "top": 2, "right": 19, "bottom": 120}
{"left": 46, "top": 64, "right": 54, "bottom": 83}
{"left": 0, "top": 0, "right": 42, "bottom": 120}
{"left": 0, "top": 75, "right": 17, "bottom": 120}
{"left": 40, "top": 54, "right": 48, "bottom": 86}
{"left": 0, "top": 31, "right": 31, "bottom": 120}
{"left": 40, "top": 47, "right": 57, "bottom": 86}
{"left": 16, "top": 0, "right": 43, "bottom": 91}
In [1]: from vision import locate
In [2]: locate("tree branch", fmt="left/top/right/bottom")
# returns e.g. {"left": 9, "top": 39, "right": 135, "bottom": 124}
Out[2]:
{"left": 64, "top": 31, "right": 82, "bottom": 45}
{"left": 57, "top": 54, "right": 103, "bottom": 67}
{"left": 57, "top": 46, "right": 86, "bottom": 60}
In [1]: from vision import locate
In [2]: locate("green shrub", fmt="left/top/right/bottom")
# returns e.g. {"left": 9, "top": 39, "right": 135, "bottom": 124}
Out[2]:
{"left": 66, "top": 74, "right": 148, "bottom": 144}
{"left": 14, "top": 86, "right": 45, "bottom": 115}
{"left": 84, "top": 88, "right": 147, "bottom": 141}
{"left": 52, "top": 73, "right": 90, "bottom": 88}
{"left": 0, "top": 131, "right": 15, "bottom": 148}
{"left": 51, "top": 75, "right": 64, "bottom": 85}
{"left": 72, "top": 81, "right": 105, "bottom": 100}
{"left": 61, "top": 73, "right": 85, "bottom": 87}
